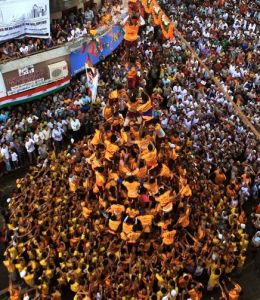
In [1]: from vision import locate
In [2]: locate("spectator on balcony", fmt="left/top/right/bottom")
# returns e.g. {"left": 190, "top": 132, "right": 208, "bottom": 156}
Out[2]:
{"left": 28, "top": 40, "right": 36, "bottom": 53}
{"left": 77, "top": 8, "right": 85, "bottom": 24}
{"left": 80, "top": 24, "right": 88, "bottom": 36}
{"left": 56, "top": 24, "right": 68, "bottom": 40}
{"left": 19, "top": 43, "right": 29, "bottom": 55}
{"left": 67, "top": 33, "right": 74, "bottom": 42}
{"left": 71, "top": 24, "right": 82, "bottom": 39}
{"left": 7, "top": 42, "right": 20, "bottom": 58}
{"left": 69, "top": 11, "right": 77, "bottom": 24}
{"left": 84, "top": 7, "right": 94, "bottom": 23}
{"left": 57, "top": 35, "right": 66, "bottom": 45}
{"left": 45, "top": 37, "right": 54, "bottom": 49}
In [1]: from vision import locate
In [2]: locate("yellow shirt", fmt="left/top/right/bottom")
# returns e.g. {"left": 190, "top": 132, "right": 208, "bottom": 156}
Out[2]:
{"left": 24, "top": 273, "right": 34, "bottom": 286}
{"left": 123, "top": 181, "right": 140, "bottom": 198}
{"left": 71, "top": 282, "right": 80, "bottom": 293}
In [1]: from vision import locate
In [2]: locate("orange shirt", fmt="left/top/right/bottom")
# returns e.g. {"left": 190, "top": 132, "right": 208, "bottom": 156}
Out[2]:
{"left": 122, "top": 222, "right": 133, "bottom": 235}
{"left": 127, "top": 231, "right": 141, "bottom": 243}
{"left": 177, "top": 214, "right": 190, "bottom": 228}
{"left": 123, "top": 181, "right": 140, "bottom": 198}
{"left": 82, "top": 207, "right": 92, "bottom": 218}
{"left": 120, "top": 129, "right": 128, "bottom": 144}
{"left": 110, "top": 204, "right": 125, "bottom": 215}
{"left": 132, "top": 166, "right": 147, "bottom": 179}
{"left": 104, "top": 140, "right": 119, "bottom": 161}
{"left": 159, "top": 164, "right": 173, "bottom": 178}
{"left": 95, "top": 171, "right": 106, "bottom": 187}
{"left": 91, "top": 129, "right": 102, "bottom": 146}
{"left": 228, "top": 284, "right": 241, "bottom": 300}
{"left": 103, "top": 106, "right": 112, "bottom": 120}
{"left": 141, "top": 148, "right": 157, "bottom": 168}
{"left": 214, "top": 169, "right": 226, "bottom": 185}
{"left": 155, "top": 190, "right": 171, "bottom": 206}
{"left": 162, "top": 229, "right": 176, "bottom": 245}
{"left": 144, "top": 181, "right": 158, "bottom": 194}
{"left": 137, "top": 215, "right": 154, "bottom": 226}
{"left": 108, "top": 219, "right": 121, "bottom": 232}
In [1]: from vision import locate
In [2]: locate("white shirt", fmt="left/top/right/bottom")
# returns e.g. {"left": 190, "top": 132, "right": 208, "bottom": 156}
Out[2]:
{"left": 11, "top": 152, "right": 18, "bottom": 162}
{"left": 20, "top": 46, "right": 29, "bottom": 55}
{"left": 1, "top": 146, "right": 10, "bottom": 160}
{"left": 70, "top": 119, "right": 81, "bottom": 131}
{"left": 71, "top": 27, "right": 81, "bottom": 38}
{"left": 52, "top": 128, "right": 63, "bottom": 141}
{"left": 25, "top": 139, "right": 35, "bottom": 153}
{"left": 34, "top": 133, "right": 42, "bottom": 145}
{"left": 42, "top": 128, "right": 51, "bottom": 140}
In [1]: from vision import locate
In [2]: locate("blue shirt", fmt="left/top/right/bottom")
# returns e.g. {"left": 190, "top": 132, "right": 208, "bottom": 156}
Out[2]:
{"left": 0, "top": 112, "right": 9, "bottom": 123}
{"left": 81, "top": 95, "right": 91, "bottom": 105}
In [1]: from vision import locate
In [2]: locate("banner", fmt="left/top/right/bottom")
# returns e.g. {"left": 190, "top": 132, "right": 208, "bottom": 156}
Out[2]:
{"left": 70, "top": 25, "right": 124, "bottom": 76}
{"left": 0, "top": 76, "right": 70, "bottom": 108}
{"left": 0, "top": 0, "right": 50, "bottom": 42}
{"left": 2, "top": 55, "right": 69, "bottom": 95}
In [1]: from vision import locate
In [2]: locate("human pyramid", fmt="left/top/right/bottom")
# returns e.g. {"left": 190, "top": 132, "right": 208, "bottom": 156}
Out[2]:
{"left": 3, "top": 2, "right": 248, "bottom": 297}
{"left": 4, "top": 73, "right": 247, "bottom": 299}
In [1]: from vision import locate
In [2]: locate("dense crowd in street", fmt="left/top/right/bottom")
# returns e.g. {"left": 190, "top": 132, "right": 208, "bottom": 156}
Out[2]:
{"left": 0, "top": 0, "right": 259, "bottom": 299}
{"left": 161, "top": 0, "right": 259, "bottom": 125}
{"left": 0, "top": 0, "right": 123, "bottom": 61}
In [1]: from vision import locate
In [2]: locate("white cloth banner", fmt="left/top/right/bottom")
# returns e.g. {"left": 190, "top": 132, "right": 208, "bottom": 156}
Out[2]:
{"left": 85, "top": 63, "right": 99, "bottom": 103}
{"left": 0, "top": 0, "right": 50, "bottom": 41}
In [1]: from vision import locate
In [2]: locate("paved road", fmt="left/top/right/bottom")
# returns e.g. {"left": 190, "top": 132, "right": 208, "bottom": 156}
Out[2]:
{"left": 0, "top": 170, "right": 259, "bottom": 299}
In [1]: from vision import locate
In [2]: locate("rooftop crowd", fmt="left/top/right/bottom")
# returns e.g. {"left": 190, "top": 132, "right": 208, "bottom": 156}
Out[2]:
{"left": 0, "top": 0, "right": 259, "bottom": 299}
{"left": 0, "top": 0, "right": 123, "bottom": 61}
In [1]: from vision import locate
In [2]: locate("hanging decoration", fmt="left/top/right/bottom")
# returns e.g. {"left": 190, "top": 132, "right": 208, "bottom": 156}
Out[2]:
{"left": 161, "top": 14, "right": 174, "bottom": 40}
{"left": 152, "top": 4, "right": 163, "bottom": 26}
{"left": 142, "top": 0, "right": 155, "bottom": 14}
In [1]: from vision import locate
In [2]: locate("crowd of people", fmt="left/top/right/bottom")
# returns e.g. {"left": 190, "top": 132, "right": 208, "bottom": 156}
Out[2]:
{"left": 0, "top": 88, "right": 100, "bottom": 175}
{"left": 162, "top": 0, "right": 259, "bottom": 126}
{"left": 1, "top": 0, "right": 260, "bottom": 299}
{"left": 0, "top": 0, "right": 123, "bottom": 61}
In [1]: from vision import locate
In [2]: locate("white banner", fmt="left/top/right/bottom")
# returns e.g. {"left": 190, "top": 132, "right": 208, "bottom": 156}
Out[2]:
{"left": 0, "top": 0, "right": 50, "bottom": 42}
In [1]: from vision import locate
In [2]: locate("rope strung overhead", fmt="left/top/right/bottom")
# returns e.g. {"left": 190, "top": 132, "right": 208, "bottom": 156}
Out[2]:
{"left": 131, "top": 0, "right": 259, "bottom": 139}
{"left": 175, "top": 28, "right": 260, "bottom": 140}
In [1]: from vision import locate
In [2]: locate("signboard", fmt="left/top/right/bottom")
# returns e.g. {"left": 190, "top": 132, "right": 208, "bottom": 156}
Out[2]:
{"left": 70, "top": 25, "right": 124, "bottom": 75}
{"left": 2, "top": 55, "right": 69, "bottom": 96}
{"left": 0, "top": 0, "right": 50, "bottom": 41}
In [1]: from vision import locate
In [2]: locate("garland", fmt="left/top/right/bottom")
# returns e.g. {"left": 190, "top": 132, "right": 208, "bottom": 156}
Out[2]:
{"left": 152, "top": 4, "right": 163, "bottom": 26}
{"left": 141, "top": 0, "right": 155, "bottom": 14}
{"left": 139, "top": 0, "right": 174, "bottom": 40}
{"left": 160, "top": 14, "right": 174, "bottom": 39}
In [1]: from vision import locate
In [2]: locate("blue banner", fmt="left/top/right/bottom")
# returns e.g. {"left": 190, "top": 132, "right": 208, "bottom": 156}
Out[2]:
{"left": 70, "top": 25, "right": 124, "bottom": 76}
